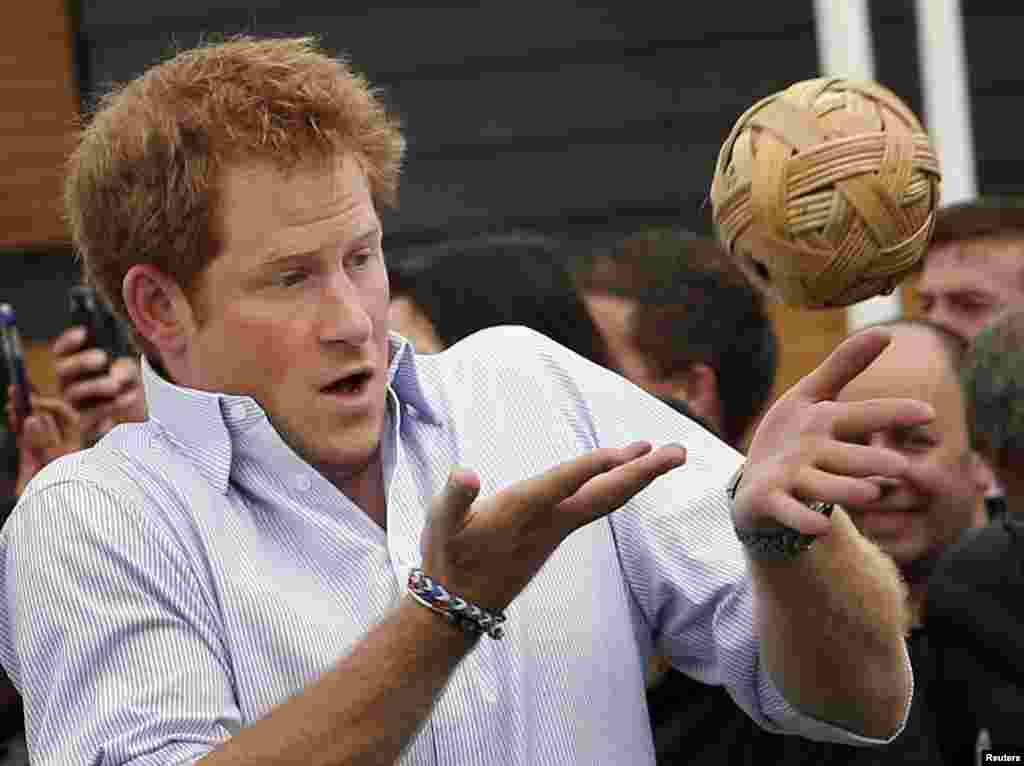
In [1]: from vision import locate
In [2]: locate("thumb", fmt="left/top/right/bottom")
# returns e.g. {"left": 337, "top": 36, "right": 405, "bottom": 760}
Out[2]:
{"left": 22, "top": 416, "right": 45, "bottom": 448}
{"left": 794, "top": 328, "right": 891, "bottom": 402}
{"left": 426, "top": 467, "right": 481, "bottom": 546}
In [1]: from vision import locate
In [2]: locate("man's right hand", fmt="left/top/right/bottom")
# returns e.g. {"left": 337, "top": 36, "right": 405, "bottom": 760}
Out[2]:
{"left": 52, "top": 326, "right": 147, "bottom": 441}
{"left": 420, "top": 441, "right": 687, "bottom": 613}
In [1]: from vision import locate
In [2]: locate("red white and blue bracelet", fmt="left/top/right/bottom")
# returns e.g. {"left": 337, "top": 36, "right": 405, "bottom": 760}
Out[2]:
{"left": 407, "top": 568, "right": 507, "bottom": 640}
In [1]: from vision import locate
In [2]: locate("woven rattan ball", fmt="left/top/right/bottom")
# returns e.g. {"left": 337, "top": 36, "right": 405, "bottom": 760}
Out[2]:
{"left": 709, "top": 78, "right": 941, "bottom": 308}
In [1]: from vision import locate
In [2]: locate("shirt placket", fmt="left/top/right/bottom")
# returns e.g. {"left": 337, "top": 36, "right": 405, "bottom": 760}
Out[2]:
{"left": 383, "top": 390, "right": 507, "bottom": 765}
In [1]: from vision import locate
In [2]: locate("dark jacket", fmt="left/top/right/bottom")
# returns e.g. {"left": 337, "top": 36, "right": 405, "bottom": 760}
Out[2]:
{"left": 649, "top": 628, "right": 945, "bottom": 765}
{"left": 926, "top": 514, "right": 1024, "bottom": 764}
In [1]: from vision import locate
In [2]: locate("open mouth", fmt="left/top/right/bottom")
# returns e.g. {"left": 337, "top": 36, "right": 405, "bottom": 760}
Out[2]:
{"left": 323, "top": 371, "right": 372, "bottom": 396}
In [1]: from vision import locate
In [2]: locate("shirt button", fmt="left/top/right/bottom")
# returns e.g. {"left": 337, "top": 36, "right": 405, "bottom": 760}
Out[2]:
{"left": 294, "top": 474, "right": 312, "bottom": 492}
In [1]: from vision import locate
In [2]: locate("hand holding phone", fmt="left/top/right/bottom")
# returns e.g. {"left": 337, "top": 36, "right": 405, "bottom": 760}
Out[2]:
{"left": 66, "top": 286, "right": 127, "bottom": 410}
{"left": 0, "top": 303, "right": 32, "bottom": 428}
{"left": 55, "top": 288, "right": 145, "bottom": 442}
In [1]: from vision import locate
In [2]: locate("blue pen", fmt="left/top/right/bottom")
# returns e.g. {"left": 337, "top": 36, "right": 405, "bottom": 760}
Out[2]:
{"left": 0, "top": 303, "right": 32, "bottom": 424}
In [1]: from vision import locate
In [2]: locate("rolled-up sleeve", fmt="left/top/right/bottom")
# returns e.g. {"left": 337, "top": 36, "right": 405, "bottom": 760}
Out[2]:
{"left": 537, "top": 332, "right": 911, "bottom": 746}
{"left": 0, "top": 476, "right": 241, "bottom": 765}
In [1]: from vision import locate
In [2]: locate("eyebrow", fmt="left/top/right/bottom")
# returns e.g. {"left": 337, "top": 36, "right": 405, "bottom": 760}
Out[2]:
{"left": 261, "top": 225, "right": 383, "bottom": 268}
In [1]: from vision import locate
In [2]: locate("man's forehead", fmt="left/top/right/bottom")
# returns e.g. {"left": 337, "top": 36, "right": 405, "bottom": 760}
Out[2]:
{"left": 217, "top": 155, "right": 380, "bottom": 256}
{"left": 928, "top": 233, "right": 1024, "bottom": 266}
{"left": 921, "top": 236, "right": 1024, "bottom": 288}
{"left": 221, "top": 155, "right": 371, "bottom": 207}
{"left": 839, "top": 328, "right": 952, "bottom": 404}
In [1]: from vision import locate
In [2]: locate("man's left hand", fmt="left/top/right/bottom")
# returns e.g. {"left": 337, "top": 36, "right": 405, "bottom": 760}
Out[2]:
{"left": 734, "top": 329, "right": 935, "bottom": 537}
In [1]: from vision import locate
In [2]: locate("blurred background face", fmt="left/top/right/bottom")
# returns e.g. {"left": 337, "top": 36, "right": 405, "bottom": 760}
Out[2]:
{"left": 578, "top": 291, "right": 652, "bottom": 385}
{"left": 917, "top": 235, "right": 1024, "bottom": 341}
{"left": 838, "top": 327, "right": 986, "bottom": 568}
{"left": 181, "top": 156, "right": 392, "bottom": 487}
{"left": 388, "top": 295, "right": 444, "bottom": 353}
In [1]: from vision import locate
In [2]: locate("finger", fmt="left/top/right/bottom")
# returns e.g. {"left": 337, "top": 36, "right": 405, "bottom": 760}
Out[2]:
{"left": 94, "top": 416, "right": 115, "bottom": 438}
{"left": 794, "top": 329, "right": 892, "bottom": 403}
{"left": 507, "top": 442, "right": 654, "bottom": 513}
{"left": 795, "top": 467, "right": 882, "bottom": 508}
{"left": 6, "top": 396, "right": 19, "bottom": 435}
{"left": 115, "top": 387, "right": 146, "bottom": 420}
{"left": 830, "top": 398, "right": 935, "bottom": 441}
{"left": 85, "top": 388, "right": 139, "bottom": 435}
{"left": 557, "top": 444, "right": 687, "bottom": 526}
{"left": 746, "top": 491, "right": 834, "bottom": 537}
{"left": 428, "top": 468, "right": 482, "bottom": 544}
{"left": 37, "top": 413, "right": 63, "bottom": 453}
{"left": 815, "top": 440, "right": 909, "bottom": 478}
{"left": 21, "top": 416, "right": 51, "bottom": 451}
{"left": 75, "top": 408, "right": 106, "bottom": 440}
{"left": 54, "top": 349, "right": 109, "bottom": 387}
{"left": 29, "top": 396, "right": 82, "bottom": 431}
{"left": 64, "top": 373, "right": 123, "bottom": 407}
{"left": 109, "top": 356, "right": 142, "bottom": 385}
{"left": 51, "top": 326, "right": 88, "bottom": 357}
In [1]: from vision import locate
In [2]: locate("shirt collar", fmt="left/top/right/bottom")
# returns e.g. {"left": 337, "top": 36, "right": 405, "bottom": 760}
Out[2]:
{"left": 140, "top": 332, "right": 444, "bottom": 494}
{"left": 385, "top": 332, "right": 445, "bottom": 426}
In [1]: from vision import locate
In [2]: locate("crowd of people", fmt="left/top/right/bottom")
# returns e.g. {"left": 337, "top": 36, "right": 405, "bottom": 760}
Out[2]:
{"left": 0, "top": 35, "right": 1021, "bottom": 766}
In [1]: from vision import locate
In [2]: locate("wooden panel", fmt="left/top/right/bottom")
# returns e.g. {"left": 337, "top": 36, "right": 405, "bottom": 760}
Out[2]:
{"left": 0, "top": 0, "right": 79, "bottom": 248}
{"left": 81, "top": 2, "right": 821, "bottom": 88}
{"left": 963, "top": 9, "right": 1024, "bottom": 196}
{"left": 767, "top": 303, "right": 848, "bottom": 403}
{"left": 387, "top": 140, "right": 718, "bottom": 237}
{"left": 78, "top": 1, "right": 819, "bottom": 239}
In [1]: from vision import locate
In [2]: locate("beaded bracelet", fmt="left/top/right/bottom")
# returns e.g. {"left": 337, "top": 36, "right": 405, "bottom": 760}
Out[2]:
{"left": 407, "top": 568, "right": 507, "bottom": 640}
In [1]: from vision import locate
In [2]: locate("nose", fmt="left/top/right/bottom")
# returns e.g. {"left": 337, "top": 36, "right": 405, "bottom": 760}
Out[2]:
{"left": 862, "top": 433, "right": 905, "bottom": 496}
{"left": 921, "top": 300, "right": 960, "bottom": 339}
{"left": 319, "top": 271, "right": 374, "bottom": 347}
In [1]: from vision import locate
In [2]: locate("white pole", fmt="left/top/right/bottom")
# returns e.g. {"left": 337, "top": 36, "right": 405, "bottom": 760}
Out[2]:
{"left": 813, "top": 0, "right": 903, "bottom": 330}
{"left": 915, "top": 0, "right": 977, "bottom": 205}
{"left": 813, "top": 0, "right": 875, "bottom": 82}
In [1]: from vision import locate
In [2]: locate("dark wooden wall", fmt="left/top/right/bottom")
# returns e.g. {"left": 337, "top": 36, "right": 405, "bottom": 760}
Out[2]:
{"left": 75, "top": 0, "right": 823, "bottom": 244}
{"left": 4, "top": 1, "right": 1020, "bottom": 398}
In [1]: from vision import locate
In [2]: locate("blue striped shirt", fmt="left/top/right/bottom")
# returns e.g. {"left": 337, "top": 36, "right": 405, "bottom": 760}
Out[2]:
{"left": 1, "top": 327, "right": 897, "bottom": 764}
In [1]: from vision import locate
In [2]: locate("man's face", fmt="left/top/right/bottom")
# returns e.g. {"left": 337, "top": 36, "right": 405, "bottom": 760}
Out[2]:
{"left": 181, "top": 156, "right": 391, "bottom": 488}
{"left": 917, "top": 234, "right": 1024, "bottom": 341}
{"left": 838, "top": 327, "right": 986, "bottom": 568}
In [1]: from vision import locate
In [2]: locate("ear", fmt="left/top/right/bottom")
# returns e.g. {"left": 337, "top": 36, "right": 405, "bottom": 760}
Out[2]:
{"left": 682, "top": 363, "right": 722, "bottom": 429}
{"left": 966, "top": 449, "right": 997, "bottom": 495}
{"left": 122, "top": 264, "right": 196, "bottom": 362}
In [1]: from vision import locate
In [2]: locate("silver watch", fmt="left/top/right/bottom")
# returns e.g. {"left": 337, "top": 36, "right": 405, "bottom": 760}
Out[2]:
{"left": 726, "top": 466, "right": 834, "bottom": 560}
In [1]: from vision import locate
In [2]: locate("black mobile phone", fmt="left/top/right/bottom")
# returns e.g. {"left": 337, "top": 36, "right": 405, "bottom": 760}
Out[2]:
{"left": 0, "top": 303, "right": 32, "bottom": 425}
{"left": 68, "top": 286, "right": 130, "bottom": 410}
{"left": 68, "top": 286, "right": 113, "bottom": 378}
